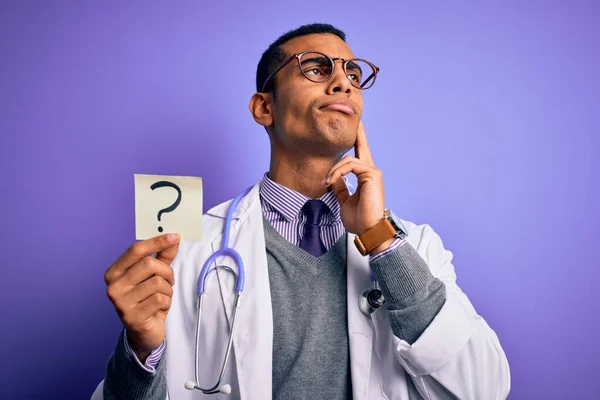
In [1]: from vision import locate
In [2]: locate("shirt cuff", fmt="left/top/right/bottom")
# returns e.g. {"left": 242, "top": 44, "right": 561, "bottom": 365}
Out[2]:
{"left": 369, "top": 238, "right": 406, "bottom": 262}
{"left": 123, "top": 330, "right": 166, "bottom": 373}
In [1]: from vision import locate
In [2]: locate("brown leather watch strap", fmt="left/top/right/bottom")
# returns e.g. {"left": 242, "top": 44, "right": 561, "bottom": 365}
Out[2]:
{"left": 354, "top": 218, "right": 397, "bottom": 256}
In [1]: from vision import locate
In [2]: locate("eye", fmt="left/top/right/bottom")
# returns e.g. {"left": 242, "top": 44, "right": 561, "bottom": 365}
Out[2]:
{"left": 304, "top": 65, "right": 329, "bottom": 76}
{"left": 346, "top": 69, "right": 362, "bottom": 83}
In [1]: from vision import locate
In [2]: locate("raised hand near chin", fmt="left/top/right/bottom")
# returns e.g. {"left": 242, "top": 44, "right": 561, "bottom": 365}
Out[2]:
{"left": 325, "top": 121, "right": 385, "bottom": 236}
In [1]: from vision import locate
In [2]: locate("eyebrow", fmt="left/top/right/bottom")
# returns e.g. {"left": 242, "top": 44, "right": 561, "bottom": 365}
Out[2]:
{"left": 300, "top": 56, "right": 364, "bottom": 74}
{"left": 300, "top": 56, "right": 330, "bottom": 66}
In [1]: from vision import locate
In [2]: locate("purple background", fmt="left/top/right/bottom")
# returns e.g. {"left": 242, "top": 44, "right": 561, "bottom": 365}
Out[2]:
{"left": 1, "top": 1, "right": 598, "bottom": 399}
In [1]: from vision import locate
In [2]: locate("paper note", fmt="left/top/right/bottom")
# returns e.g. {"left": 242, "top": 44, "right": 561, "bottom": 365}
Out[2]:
{"left": 134, "top": 174, "right": 203, "bottom": 241}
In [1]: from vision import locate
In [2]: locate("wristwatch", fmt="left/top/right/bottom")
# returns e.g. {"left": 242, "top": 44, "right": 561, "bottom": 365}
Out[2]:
{"left": 354, "top": 209, "right": 407, "bottom": 256}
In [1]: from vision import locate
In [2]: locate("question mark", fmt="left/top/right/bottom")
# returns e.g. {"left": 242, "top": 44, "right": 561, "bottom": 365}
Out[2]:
{"left": 150, "top": 181, "right": 182, "bottom": 233}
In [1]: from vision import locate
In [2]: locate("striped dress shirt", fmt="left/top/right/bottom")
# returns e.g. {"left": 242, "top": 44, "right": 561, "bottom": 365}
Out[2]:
{"left": 259, "top": 173, "right": 403, "bottom": 259}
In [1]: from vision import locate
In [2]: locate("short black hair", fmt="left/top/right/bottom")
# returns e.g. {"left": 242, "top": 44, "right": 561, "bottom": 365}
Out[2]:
{"left": 255, "top": 23, "right": 346, "bottom": 94}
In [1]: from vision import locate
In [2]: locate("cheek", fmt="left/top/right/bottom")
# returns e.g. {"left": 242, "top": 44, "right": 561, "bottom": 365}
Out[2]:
{"left": 355, "top": 95, "right": 364, "bottom": 117}
{"left": 277, "top": 91, "right": 312, "bottom": 127}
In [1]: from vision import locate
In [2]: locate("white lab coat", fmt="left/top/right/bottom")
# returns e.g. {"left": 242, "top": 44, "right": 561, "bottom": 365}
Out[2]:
{"left": 92, "top": 182, "right": 510, "bottom": 399}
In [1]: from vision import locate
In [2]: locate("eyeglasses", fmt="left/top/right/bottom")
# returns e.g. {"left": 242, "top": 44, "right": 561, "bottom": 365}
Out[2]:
{"left": 261, "top": 50, "right": 380, "bottom": 93}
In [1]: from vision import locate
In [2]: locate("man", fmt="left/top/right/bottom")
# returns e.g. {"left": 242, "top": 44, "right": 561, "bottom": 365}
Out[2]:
{"left": 92, "top": 23, "right": 510, "bottom": 399}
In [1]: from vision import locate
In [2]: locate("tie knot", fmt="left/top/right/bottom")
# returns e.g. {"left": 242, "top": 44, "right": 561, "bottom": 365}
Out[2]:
{"left": 302, "top": 200, "right": 329, "bottom": 225}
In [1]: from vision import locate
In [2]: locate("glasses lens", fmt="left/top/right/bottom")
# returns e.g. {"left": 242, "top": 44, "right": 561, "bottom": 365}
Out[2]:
{"left": 345, "top": 59, "right": 377, "bottom": 89}
{"left": 299, "top": 52, "right": 333, "bottom": 83}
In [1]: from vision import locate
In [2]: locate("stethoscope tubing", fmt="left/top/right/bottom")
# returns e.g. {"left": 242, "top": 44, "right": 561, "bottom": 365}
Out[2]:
{"left": 189, "top": 187, "right": 252, "bottom": 394}
{"left": 197, "top": 186, "right": 253, "bottom": 294}
{"left": 194, "top": 270, "right": 242, "bottom": 393}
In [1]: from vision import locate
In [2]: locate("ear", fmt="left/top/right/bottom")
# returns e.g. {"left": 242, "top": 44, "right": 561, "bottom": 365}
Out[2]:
{"left": 248, "top": 92, "right": 274, "bottom": 128}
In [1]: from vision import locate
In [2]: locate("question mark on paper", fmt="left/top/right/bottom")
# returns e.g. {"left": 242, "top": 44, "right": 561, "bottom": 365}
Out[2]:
{"left": 150, "top": 181, "right": 182, "bottom": 233}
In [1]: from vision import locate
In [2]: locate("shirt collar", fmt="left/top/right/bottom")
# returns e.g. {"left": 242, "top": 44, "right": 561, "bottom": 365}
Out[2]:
{"left": 259, "top": 172, "right": 342, "bottom": 223}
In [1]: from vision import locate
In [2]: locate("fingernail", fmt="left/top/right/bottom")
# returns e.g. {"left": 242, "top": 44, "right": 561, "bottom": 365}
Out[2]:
{"left": 168, "top": 233, "right": 180, "bottom": 241}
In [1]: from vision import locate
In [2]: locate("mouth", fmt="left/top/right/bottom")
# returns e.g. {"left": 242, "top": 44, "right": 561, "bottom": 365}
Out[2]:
{"left": 319, "top": 100, "right": 357, "bottom": 115}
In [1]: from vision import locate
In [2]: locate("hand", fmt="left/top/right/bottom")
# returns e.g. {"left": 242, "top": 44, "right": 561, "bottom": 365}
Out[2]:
{"left": 104, "top": 233, "right": 180, "bottom": 361}
{"left": 325, "top": 121, "right": 385, "bottom": 235}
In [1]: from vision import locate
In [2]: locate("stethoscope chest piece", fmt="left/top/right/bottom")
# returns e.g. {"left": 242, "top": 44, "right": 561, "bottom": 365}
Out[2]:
{"left": 359, "top": 278, "right": 386, "bottom": 317}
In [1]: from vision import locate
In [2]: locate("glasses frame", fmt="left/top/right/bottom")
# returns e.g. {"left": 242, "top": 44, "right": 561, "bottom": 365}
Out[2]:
{"left": 261, "top": 50, "right": 380, "bottom": 93}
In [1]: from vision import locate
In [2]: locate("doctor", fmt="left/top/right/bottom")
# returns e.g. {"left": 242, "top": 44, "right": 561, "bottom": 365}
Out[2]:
{"left": 93, "top": 23, "right": 510, "bottom": 399}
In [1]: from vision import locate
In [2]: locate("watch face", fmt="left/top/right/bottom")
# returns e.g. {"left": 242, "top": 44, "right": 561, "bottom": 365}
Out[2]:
{"left": 385, "top": 210, "right": 407, "bottom": 238}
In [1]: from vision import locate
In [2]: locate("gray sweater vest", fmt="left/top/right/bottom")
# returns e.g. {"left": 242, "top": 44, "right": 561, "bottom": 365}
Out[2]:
{"left": 263, "top": 217, "right": 353, "bottom": 400}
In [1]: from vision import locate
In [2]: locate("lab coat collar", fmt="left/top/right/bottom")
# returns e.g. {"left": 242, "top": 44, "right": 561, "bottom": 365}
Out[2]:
{"left": 206, "top": 182, "right": 261, "bottom": 221}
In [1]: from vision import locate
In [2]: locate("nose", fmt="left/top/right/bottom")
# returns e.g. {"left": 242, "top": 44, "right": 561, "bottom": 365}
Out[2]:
{"left": 326, "top": 59, "right": 352, "bottom": 95}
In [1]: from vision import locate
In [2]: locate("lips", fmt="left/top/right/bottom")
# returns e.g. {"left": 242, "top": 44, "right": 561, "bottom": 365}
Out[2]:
{"left": 319, "top": 100, "right": 357, "bottom": 115}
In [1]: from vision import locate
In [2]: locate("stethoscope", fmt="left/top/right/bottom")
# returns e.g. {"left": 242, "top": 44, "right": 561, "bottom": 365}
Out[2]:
{"left": 184, "top": 186, "right": 386, "bottom": 395}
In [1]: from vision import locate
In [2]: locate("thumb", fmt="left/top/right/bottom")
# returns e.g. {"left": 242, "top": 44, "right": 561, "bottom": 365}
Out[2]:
{"left": 330, "top": 176, "right": 350, "bottom": 206}
{"left": 156, "top": 235, "right": 180, "bottom": 265}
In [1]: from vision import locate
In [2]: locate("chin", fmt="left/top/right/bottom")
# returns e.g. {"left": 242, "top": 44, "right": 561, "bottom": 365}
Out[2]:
{"left": 318, "top": 117, "right": 356, "bottom": 147}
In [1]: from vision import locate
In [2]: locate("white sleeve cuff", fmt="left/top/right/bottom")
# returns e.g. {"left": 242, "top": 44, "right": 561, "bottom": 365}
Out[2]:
{"left": 122, "top": 329, "right": 166, "bottom": 373}
{"left": 392, "top": 295, "right": 473, "bottom": 376}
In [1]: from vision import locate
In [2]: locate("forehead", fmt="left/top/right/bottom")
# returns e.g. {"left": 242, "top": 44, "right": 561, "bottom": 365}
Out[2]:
{"left": 281, "top": 33, "right": 355, "bottom": 59}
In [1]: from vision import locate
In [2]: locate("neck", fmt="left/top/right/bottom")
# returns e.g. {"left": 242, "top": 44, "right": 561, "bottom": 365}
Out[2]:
{"left": 268, "top": 149, "right": 344, "bottom": 199}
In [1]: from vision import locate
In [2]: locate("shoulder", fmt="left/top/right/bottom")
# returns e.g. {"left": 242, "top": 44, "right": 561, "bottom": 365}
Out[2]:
{"left": 400, "top": 217, "right": 454, "bottom": 276}
{"left": 400, "top": 217, "right": 441, "bottom": 249}
{"left": 174, "top": 198, "right": 234, "bottom": 262}
{"left": 173, "top": 182, "right": 262, "bottom": 262}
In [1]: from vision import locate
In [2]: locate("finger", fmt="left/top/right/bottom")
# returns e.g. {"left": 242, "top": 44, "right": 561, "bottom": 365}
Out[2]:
{"left": 122, "top": 257, "right": 176, "bottom": 287}
{"left": 354, "top": 121, "right": 375, "bottom": 167}
{"left": 105, "top": 233, "right": 180, "bottom": 284}
{"left": 105, "top": 257, "right": 175, "bottom": 306}
{"left": 156, "top": 237, "right": 180, "bottom": 266}
{"left": 330, "top": 176, "right": 351, "bottom": 205}
{"left": 136, "top": 293, "right": 172, "bottom": 318}
{"left": 326, "top": 159, "right": 374, "bottom": 186}
{"left": 325, "top": 155, "right": 362, "bottom": 181}
{"left": 125, "top": 275, "right": 174, "bottom": 304}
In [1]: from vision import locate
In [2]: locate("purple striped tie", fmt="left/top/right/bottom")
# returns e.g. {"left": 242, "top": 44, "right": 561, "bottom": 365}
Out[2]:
{"left": 299, "top": 200, "right": 329, "bottom": 257}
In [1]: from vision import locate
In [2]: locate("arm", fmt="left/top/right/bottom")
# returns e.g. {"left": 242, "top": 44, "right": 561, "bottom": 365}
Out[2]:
{"left": 370, "top": 239, "right": 446, "bottom": 345}
{"left": 93, "top": 234, "right": 180, "bottom": 400}
{"left": 375, "top": 225, "right": 510, "bottom": 399}
{"left": 326, "top": 122, "right": 509, "bottom": 398}
{"left": 101, "top": 329, "right": 168, "bottom": 400}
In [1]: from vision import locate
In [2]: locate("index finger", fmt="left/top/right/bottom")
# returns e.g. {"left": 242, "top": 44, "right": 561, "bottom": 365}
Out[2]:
{"left": 105, "top": 233, "right": 180, "bottom": 284}
{"left": 354, "top": 121, "right": 375, "bottom": 167}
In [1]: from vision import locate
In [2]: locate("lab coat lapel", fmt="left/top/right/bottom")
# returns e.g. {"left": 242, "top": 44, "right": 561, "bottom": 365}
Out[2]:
{"left": 346, "top": 234, "right": 374, "bottom": 400}
{"left": 209, "top": 183, "right": 273, "bottom": 399}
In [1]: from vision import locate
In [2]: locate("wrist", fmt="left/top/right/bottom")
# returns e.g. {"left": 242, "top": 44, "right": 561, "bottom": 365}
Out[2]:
{"left": 369, "top": 238, "right": 395, "bottom": 256}
{"left": 134, "top": 349, "right": 152, "bottom": 364}
{"left": 126, "top": 331, "right": 153, "bottom": 363}
{"left": 358, "top": 218, "right": 382, "bottom": 236}
{"left": 354, "top": 209, "right": 407, "bottom": 256}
